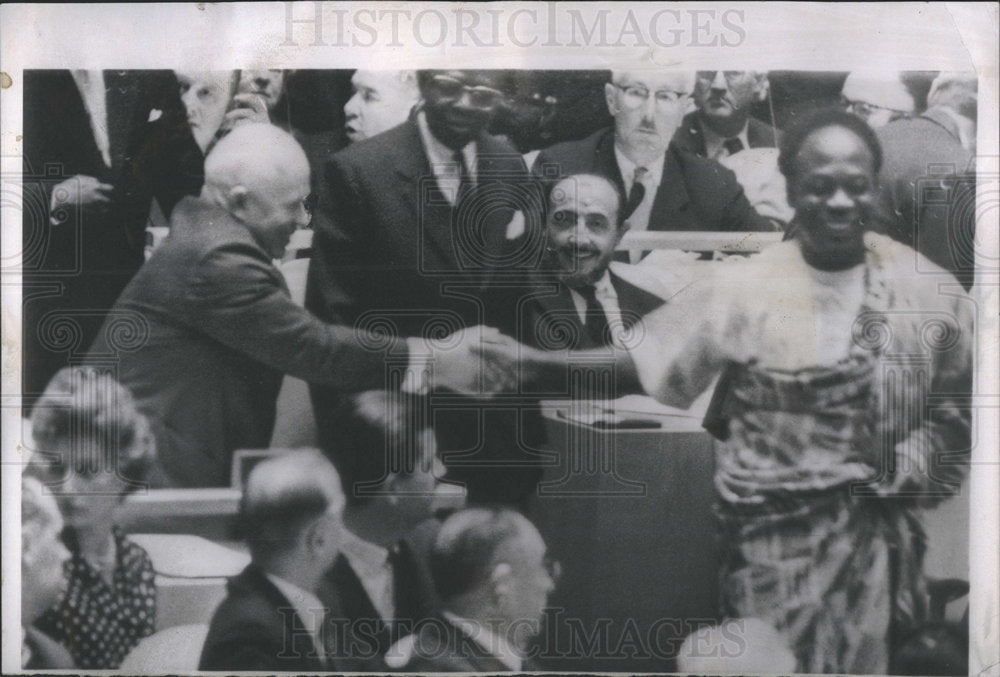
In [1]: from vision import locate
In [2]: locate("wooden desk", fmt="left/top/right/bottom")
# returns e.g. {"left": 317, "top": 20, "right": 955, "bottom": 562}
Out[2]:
{"left": 119, "top": 488, "right": 241, "bottom": 541}
{"left": 527, "top": 397, "right": 720, "bottom": 672}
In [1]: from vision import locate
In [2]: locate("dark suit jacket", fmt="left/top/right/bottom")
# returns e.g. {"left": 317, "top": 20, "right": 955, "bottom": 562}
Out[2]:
{"left": 671, "top": 110, "right": 781, "bottom": 157}
{"left": 533, "top": 127, "right": 773, "bottom": 233}
{"left": 88, "top": 197, "right": 405, "bottom": 487}
{"left": 388, "top": 613, "right": 530, "bottom": 673}
{"left": 319, "top": 520, "right": 442, "bottom": 670}
{"left": 507, "top": 267, "right": 667, "bottom": 404}
{"left": 306, "top": 118, "right": 546, "bottom": 506}
{"left": 199, "top": 564, "right": 329, "bottom": 672}
{"left": 22, "top": 70, "right": 202, "bottom": 403}
{"left": 876, "top": 107, "right": 975, "bottom": 289}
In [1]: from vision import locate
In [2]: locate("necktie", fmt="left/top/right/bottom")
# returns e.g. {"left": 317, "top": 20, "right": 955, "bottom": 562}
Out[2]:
{"left": 616, "top": 166, "right": 651, "bottom": 263}
{"left": 723, "top": 136, "right": 745, "bottom": 156}
{"left": 454, "top": 150, "right": 474, "bottom": 204}
{"left": 624, "top": 166, "right": 647, "bottom": 219}
{"left": 576, "top": 284, "right": 610, "bottom": 348}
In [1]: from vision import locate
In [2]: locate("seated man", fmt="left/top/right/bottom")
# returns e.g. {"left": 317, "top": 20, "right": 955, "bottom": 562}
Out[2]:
{"left": 672, "top": 70, "right": 779, "bottom": 160}
{"left": 672, "top": 70, "right": 790, "bottom": 227}
{"left": 533, "top": 67, "right": 774, "bottom": 263}
{"left": 319, "top": 389, "right": 459, "bottom": 668}
{"left": 89, "top": 123, "right": 496, "bottom": 487}
{"left": 200, "top": 449, "right": 345, "bottom": 671}
{"left": 21, "top": 476, "right": 74, "bottom": 670}
{"left": 386, "top": 508, "right": 558, "bottom": 672}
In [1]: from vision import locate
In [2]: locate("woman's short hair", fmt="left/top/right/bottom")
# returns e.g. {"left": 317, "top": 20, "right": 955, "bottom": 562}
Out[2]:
{"left": 778, "top": 107, "right": 883, "bottom": 180}
{"left": 30, "top": 367, "right": 156, "bottom": 489}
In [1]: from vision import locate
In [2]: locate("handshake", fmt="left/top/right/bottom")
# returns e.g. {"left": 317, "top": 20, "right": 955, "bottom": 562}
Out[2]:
{"left": 406, "top": 325, "right": 545, "bottom": 396}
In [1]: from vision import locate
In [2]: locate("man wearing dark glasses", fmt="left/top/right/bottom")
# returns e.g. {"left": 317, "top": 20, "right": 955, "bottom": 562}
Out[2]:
{"left": 307, "top": 70, "right": 547, "bottom": 508}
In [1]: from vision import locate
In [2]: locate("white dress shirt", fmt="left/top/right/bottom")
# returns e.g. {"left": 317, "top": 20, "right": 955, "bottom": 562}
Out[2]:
{"left": 265, "top": 573, "right": 328, "bottom": 665}
{"left": 339, "top": 529, "right": 395, "bottom": 622}
{"left": 568, "top": 270, "right": 624, "bottom": 347}
{"left": 416, "top": 111, "right": 477, "bottom": 207}
{"left": 71, "top": 70, "right": 112, "bottom": 168}
{"left": 614, "top": 146, "right": 664, "bottom": 262}
{"left": 700, "top": 118, "right": 751, "bottom": 161}
{"left": 441, "top": 611, "right": 523, "bottom": 671}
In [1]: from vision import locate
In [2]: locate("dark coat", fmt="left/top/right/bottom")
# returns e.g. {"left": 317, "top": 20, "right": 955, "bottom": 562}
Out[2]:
{"left": 199, "top": 565, "right": 329, "bottom": 672}
{"left": 305, "top": 117, "right": 547, "bottom": 506}
{"left": 89, "top": 197, "right": 404, "bottom": 487}
{"left": 319, "top": 519, "right": 442, "bottom": 670}
{"left": 21, "top": 69, "right": 203, "bottom": 403}
{"left": 670, "top": 110, "right": 781, "bottom": 157}
{"left": 533, "top": 126, "right": 774, "bottom": 233}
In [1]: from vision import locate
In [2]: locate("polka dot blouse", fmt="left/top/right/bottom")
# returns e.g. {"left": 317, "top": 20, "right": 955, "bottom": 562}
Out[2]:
{"left": 36, "top": 527, "right": 156, "bottom": 669}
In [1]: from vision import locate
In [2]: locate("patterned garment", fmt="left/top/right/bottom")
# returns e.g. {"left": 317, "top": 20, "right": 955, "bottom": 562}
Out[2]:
{"left": 716, "top": 358, "right": 928, "bottom": 673}
{"left": 631, "top": 233, "right": 973, "bottom": 673}
{"left": 36, "top": 527, "right": 156, "bottom": 669}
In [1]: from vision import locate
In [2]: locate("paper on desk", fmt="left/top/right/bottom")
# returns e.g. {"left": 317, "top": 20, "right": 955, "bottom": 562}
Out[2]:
{"left": 130, "top": 534, "right": 250, "bottom": 579}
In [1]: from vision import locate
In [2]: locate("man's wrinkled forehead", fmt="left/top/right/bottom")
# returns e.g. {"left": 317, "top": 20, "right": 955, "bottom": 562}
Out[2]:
{"left": 549, "top": 176, "right": 620, "bottom": 219}
{"left": 613, "top": 69, "right": 695, "bottom": 94}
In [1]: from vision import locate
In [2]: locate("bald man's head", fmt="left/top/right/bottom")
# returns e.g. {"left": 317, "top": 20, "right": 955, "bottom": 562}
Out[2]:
{"left": 204, "top": 123, "right": 311, "bottom": 259}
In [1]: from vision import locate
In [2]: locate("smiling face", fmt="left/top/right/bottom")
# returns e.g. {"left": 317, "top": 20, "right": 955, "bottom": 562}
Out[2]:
{"left": 419, "top": 70, "right": 503, "bottom": 150}
{"left": 605, "top": 71, "right": 693, "bottom": 164}
{"left": 344, "top": 70, "right": 418, "bottom": 143}
{"left": 241, "top": 166, "right": 311, "bottom": 260}
{"left": 788, "top": 125, "right": 877, "bottom": 270}
{"left": 547, "top": 175, "right": 624, "bottom": 285}
{"left": 694, "top": 70, "right": 765, "bottom": 132}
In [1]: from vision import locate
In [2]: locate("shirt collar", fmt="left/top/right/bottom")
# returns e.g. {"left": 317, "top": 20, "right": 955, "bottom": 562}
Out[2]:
{"left": 417, "top": 110, "right": 477, "bottom": 180}
{"left": 613, "top": 143, "right": 665, "bottom": 192}
{"left": 339, "top": 527, "right": 391, "bottom": 580}
{"left": 265, "top": 572, "right": 326, "bottom": 644}
{"left": 699, "top": 117, "right": 750, "bottom": 159}
{"left": 441, "top": 611, "right": 522, "bottom": 671}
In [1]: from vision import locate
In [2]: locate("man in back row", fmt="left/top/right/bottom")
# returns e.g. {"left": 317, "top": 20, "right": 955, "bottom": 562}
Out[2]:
{"left": 533, "top": 68, "right": 774, "bottom": 260}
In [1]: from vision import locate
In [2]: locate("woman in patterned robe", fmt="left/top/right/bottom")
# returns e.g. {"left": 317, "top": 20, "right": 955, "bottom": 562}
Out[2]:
{"left": 627, "top": 109, "right": 973, "bottom": 673}
{"left": 30, "top": 367, "right": 159, "bottom": 669}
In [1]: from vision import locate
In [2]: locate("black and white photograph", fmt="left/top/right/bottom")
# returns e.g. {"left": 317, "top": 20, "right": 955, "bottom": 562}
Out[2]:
{"left": 2, "top": 3, "right": 997, "bottom": 675}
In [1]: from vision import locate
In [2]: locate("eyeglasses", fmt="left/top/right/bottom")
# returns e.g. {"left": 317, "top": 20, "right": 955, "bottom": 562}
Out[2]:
{"left": 841, "top": 97, "right": 910, "bottom": 122}
{"left": 428, "top": 75, "right": 504, "bottom": 109}
{"left": 696, "top": 71, "right": 748, "bottom": 84}
{"left": 613, "top": 83, "right": 689, "bottom": 110}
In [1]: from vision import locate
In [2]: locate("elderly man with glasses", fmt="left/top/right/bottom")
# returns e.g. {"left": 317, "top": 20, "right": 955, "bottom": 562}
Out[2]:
{"left": 533, "top": 69, "right": 773, "bottom": 262}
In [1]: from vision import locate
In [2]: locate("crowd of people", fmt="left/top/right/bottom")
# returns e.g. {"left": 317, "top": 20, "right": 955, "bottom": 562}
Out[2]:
{"left": 19, "top": 65, "right": 976, "bottom": 674}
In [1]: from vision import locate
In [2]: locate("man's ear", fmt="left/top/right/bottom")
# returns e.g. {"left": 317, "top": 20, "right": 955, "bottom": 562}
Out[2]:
{"left": 225, "top": 185, "right": 251, "bottom": 221}
{"left": 753, "top": 73, "right": 770, "bottom": 103}
{"left": 604, "top": 82, "right": 618, "bottom": 116}
{"left": 489, "top": 562, "right": 514, "bottom": 599}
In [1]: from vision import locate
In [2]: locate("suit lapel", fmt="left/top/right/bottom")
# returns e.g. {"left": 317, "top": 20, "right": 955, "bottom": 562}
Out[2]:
{"left": 527, "top": 274, "right": 586, "bottom": 350}
{"left": 649, "top": 146, "right": 696, "bottom": 231}
{"left": 610, "top": 272, "right": 666, "bottom": 326}
{"left": 389, "top": 121, "right": 458, "bottom": 269}
{"left": 594, "top": 129, "right": 627, "bottom": 196}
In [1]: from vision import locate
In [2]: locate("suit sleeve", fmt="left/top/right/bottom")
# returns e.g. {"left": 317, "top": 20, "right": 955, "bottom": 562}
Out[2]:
{"left": 184, "top": 243, "right": 404, "bottom": 389}
{"left": 719, "top": 168, "right": 780, "bottom": 232}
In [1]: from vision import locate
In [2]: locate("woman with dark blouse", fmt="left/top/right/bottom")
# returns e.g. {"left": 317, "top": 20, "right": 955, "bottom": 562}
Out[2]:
{"left": 31, "top": 367, "right": 158, "bottom": 669}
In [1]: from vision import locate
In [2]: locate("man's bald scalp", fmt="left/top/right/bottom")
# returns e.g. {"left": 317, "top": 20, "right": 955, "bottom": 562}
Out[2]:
{"left": 204, "top": 123, "right": 309, "bottom": 192}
